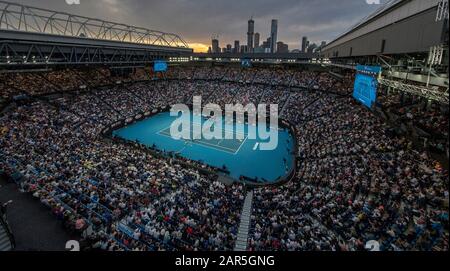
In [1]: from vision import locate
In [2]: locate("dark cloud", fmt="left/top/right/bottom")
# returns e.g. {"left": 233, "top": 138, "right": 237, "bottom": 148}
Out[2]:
{"left": 10, "top": 0, "right": 387, "bottom": 49}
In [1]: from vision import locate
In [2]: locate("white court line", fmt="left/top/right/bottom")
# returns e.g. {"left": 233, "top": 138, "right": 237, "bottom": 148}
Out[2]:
{"left": 158, "top": 129, "right": 242, "bottom": 155}
{"left": 253, "top": 143, "right": 259, "bottom": 151}
{"left": 163, "top": 122, "right": 248, "bottom": 138}
{"left": 234, "top": 135, "right": 249, "bottom": 154}
{"left": 192, "top": 122, "right": 249, "bottom": 155}
{"left": 157, "top": 120, "right": 251, "bottom": 155}
{"left": 162, "top": 122, "right": 247, "bottom": 139}
{"left": 192, "top": 122, "right": 248, "bottom": 138}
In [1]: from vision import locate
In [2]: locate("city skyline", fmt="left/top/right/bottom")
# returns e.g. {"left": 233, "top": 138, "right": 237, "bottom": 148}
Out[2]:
{"left": 12, "top": 0, "right": 388, "bottom": 52}
{"left": 209, "top": 18, "right": 320, "bottom": 54}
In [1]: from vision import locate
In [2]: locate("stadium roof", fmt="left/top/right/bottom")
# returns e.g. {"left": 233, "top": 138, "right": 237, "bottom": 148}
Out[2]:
{"left": 0, "top": 0, "right": 189, "bottom": 48}
{"left": 339, "top": 0, "right": 403, "bottom": 37}
{"left": 323, "top": 0, "right": 441, "bottom": 51}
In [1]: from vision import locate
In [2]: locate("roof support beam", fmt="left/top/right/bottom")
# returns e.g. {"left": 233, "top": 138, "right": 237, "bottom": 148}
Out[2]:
{"left": 379, "top": 78, "right": 449, "bottom": 104}
{"left": 0, "top": 0, "right": 189, "bottom": 49}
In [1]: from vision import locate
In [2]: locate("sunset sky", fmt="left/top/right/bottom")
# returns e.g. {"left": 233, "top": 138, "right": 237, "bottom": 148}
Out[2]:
{"left": 11, "top": 0, "right": 387, "bottom": 52}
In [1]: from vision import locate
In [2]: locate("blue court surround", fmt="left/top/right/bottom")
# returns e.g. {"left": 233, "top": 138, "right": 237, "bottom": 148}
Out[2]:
{"left": 112, "top": 112, "right": 295, "bottom": 182}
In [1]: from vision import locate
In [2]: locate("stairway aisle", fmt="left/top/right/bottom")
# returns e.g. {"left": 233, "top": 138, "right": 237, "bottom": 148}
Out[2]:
{"left": 234, "top": 190, "right": 253, "bottom": 251}
{"left": 0, "top": 221, "right": 13, "bottom": 251}
{"left": 280, "top": 92, "right": 294, "bottom": 117}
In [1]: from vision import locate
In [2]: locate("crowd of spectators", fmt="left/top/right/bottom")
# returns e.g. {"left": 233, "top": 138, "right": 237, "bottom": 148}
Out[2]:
{"left": 0, "top": 64, "right": 448, "bottom": 251}
{"left": 165, "top": 65, "right": 324, "bottom": 88}
{"left": 0, "top": 78, "right": 245, "bottom": 250}
{"left": 249, "top": 93, "right": 448, "bottom": 251}
{"left": 377, "top": 84, "right": 449, "bottom": 155}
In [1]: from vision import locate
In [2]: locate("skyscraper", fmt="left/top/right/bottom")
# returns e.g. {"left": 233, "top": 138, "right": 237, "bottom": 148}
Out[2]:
{"left": 277, "top": 41, "right": 289, "bottom": 53}
{"left": 270, "top": 19, "right": 278, "bottom": 53}
{"left": 262, "top": 37, "right": 271, "bottom": 53}
{"left": 212, "top": 38, "right": 220, "bottom": 54}
{"left": 307, "top": 43, "right": 317, "bottom": 53}
{"left": 254, "top": 33, "right": 260, "bottom": 49}
{"left": 301, "top": 36, "right": 308, "bottom": 53}
{"left": 247, "top": 18, "right": 255, "bottom": 52}
{"left": 234, "top": 40, "right": 240, "bottom": 53}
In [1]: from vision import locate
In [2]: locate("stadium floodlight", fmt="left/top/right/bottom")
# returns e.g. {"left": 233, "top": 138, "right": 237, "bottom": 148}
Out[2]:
{"left": 436, "top": 0, "right": 449, "bottom": 22}
{"left": 378, "top": 78, "right": 449, "bottom": 104}
{"left": 426, "top": 45, "right": 445, "bottom": 86}
{"left": 428, "top": 45, "right": 445, "bottom": 66}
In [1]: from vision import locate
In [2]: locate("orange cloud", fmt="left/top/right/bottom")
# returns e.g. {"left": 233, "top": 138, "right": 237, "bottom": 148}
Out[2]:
{"left": 188, "top": 43, "right": 209, "bottom": 53}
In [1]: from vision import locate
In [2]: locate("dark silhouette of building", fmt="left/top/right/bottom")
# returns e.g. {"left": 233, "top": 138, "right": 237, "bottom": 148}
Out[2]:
{"left": 247, "top": 18, "right": 255, "bottom": 52}
{"left": 277, "top": 41, "right": 289, "bottom": 53}
{"left": 212, "top": 38, "right": 220, "bottom": 53}
{"left": 270, "top": 19, "right": 278, "bottom": 53}
{"left": 254, "top": 33, "right": 260, "bottom": 49}
{"left": 234, "top": 40, "right": 240, "bottom": 53}
{"left": 301, "top": 36, "right": 308, "bottom": 53}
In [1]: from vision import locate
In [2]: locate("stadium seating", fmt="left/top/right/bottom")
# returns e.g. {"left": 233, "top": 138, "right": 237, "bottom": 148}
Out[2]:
{"left": 0, "top": 65, "right": 448, "bottom": 251}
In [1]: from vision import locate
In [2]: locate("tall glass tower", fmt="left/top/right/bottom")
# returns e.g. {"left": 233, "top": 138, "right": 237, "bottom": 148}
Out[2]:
{"left": 270, "top": 19, "right": 278, "bottom": 53}
{"left": 247, "top": 18, "right": 255, "bottom": 52}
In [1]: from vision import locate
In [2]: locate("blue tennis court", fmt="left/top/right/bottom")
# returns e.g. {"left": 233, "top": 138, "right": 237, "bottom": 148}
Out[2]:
{"left": 113, "top": 111, "right": 295, "bottom": 182}
{"left": 157, "top": 122, "right": 247, "bottom": 154}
